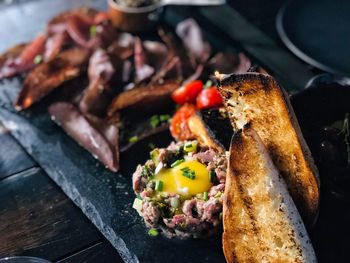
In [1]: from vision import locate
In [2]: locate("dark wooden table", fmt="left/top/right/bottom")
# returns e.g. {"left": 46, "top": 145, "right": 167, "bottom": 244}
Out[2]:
{"left": 0, "top": 0, "right": 320, "bottom": 262}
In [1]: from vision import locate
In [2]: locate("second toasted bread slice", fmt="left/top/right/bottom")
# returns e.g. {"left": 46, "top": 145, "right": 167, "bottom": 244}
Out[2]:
{"left": 223, "top": 125, "right": 317, "bottom": 263}
{"left": 217, "top": 73, "right": 319, "bottom": 223}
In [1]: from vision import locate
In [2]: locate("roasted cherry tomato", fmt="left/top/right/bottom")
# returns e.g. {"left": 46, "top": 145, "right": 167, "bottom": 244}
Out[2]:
{"left": 171, "top": 80, "right": 203, "bottom": 104}
{"left": 170, "top": 104, "right": 197, "bottom": 141}
{"left": 196, "top": 87, "right": 223, "bottom": 109}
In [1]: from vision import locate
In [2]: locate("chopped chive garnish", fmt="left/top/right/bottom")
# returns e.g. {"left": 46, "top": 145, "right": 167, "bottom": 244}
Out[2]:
{"left": 204, "top": 80, "right": 213, "bottom": 89}
{"left": 150, "top": 114, "right": 171, "bottom": 128}
{"left": 90, "top": 25, "right": 98, "bottom": 37}
{"left": 33, "top": 54, "right": 42, "bottom": 65}
{"left": 129, "top": 136, "right": 138, "bottom": 143}
{"left": 214, "top": 191, "right": 222, "bottom": 198}
{"left": 149, "top": 143, "right": 156, "bottom": 149}
{"left": 155, "top": 180, "right": 164, "bottom": 191}
{"left": 148, "top": 228, "right": 158, "bottom": 237}
{"left": 150, "top": 115, "right": 160, "bottom": 128}
{"left": 132, "top": 198, "right": 143, "bottom": 212}
{"left": 171, "top": 159, "right": 185, "bottom": 168}
{"left": 203, "top": 192, "right": 208, "bottom": 201}
{"left": 141, "top": 166, "right": 149, "bottom": 177}
{"left": 160, "top": 114, "right": 170, "bottom": 122}
{"left": 181, "top": 167, "right": 196, "bottom": 180}
{"left": 184, "top": 141, "right": 198, "bottom": 153}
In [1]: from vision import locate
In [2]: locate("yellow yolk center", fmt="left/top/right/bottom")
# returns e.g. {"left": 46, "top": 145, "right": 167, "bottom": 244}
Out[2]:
{"left": 154, "top": 160, "right": 211, "bottom": 196}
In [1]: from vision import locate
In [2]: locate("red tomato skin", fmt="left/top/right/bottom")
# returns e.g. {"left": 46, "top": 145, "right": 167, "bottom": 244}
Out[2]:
{"left": 171, "top": 80, "right": 203, "bottom": 104}
{"left": 169, "top": 104, "right": 197, "bottom": 141}
{"left": 196, "top": 87, "right": 223, "bottom": 109}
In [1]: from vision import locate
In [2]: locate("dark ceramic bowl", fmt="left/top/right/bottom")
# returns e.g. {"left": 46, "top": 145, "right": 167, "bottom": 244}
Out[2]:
{"left": 291, "top": 74, "right": 350, "bottom": 201}
{"left": 290, "top": 74, "right": 350, "bottom": 262}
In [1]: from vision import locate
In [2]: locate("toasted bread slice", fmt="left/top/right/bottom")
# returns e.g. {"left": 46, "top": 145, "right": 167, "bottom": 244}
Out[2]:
{"left": 223, "top": 125, "right": 317, "bottom": 263}
{"left": 217, "top": 73, "right": 319, "bottom": 223}
{"left": 188, "top": 109, "right": 233, "bottom": 153}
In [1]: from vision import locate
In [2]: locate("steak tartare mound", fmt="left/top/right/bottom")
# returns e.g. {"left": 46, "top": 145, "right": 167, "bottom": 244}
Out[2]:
{"left": 132, "top": 140, "right": 227, "bottom": 238}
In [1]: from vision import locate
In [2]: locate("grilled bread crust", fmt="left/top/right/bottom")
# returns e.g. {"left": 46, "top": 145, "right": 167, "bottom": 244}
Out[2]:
{"left": 217, "top": 73, "right": 320, "bottom": 224}
{"left": 223, "top": 125, "right": 317, "bottom": 263}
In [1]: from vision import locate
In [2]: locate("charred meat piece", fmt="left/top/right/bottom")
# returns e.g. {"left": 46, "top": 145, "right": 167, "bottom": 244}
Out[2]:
{"left": 47, "top": 7, "right": 116, "bottom": 49}
{"left": 79, "top": 49, "right": 122, "bottom": 116}
{"left": 49, "top": 102, "right": 120, "bottom": 172}
{"left": 107, "top": 32, "right": 134, "bottom": 60}
{"left": 176, "top": 18, "right": 211, "bottom": 64}
{"left": 15, "top": 47, "right": 90, "bottom": 110}
{"left": 188, "top": 108, "right": 232, "bottom": 152}
{"left": 150, "top": 56, "right": 182, "bottom": 84}
{"left": 133, "top": 38, "right": 169, "bottom": 83}
{"left": 158, "top": 28, "right": 195, "bottom": 79}
{"left": 44, "top": 32, "right": 69, "bottom": 62}
{"left": 107, "top": 79, "right": 179, "bottom": 117}
{"left": 0, "top": 35, "right": 46, "bottom": 79}
{"left": 134, "top": 37, "right": 154, "bottom": 83}
{"left": 143, "top": 40, "right": 168, "bottom": 72}
{"left": 0, "top": 44, "right": 27, "bottom": 79}
{"left": 47, "top": 7, "right": 98, "bottom": 35}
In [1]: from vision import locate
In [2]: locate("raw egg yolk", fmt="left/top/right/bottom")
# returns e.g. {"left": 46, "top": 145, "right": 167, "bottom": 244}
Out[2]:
{"left": 154, "top": 160, "right": 211, "bottom": 196}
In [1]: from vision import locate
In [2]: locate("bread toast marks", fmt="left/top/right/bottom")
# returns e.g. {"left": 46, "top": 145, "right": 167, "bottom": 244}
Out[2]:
{"left": 217, "top": 73, "right": 319, "bottom": 224}
{"left": 223, "top": 125, "right": 317, "bottom": 263}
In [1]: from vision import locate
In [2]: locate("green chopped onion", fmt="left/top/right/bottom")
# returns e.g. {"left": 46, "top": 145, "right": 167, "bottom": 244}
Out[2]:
{"left": 203, "top": 191, "right": 208, "bottom": 201}
{"left": 129, "top": 136, "right": 138, "bottom": 143}
{"left": 181, "top": 167, "right": 196, "bottom": 180}
{"left": 184, "top": 141, "right": 198, "bottom": 153}
{"left": 148, "top": 143, "right": 156, "bottom": 149}
{"left": 160, "top": 114, "right": 170, "bottom": 122}
{"left": 150, "top": 115, "right": 160, "bottom": 128}
{"left": 170, "top": 197, "right": 179, "bottom": 208}
{"left": 150, "top": 149, "right": 159, "bottom": 164}
{"left": 132, "top": 198, "right": 143, "bottom": 212}
{"left": 33, "top": 54, "right": 42, "bottom": 65}
{"left": 209, "top": 170, "right": 216, "bottom": 183}
{"left": 155, "top": 180, "right": 164, "bottom": 191}
{"left": 170, "top": 159, "right": 185, "bottom": 168}
{"left": 141, "top": 166, "right": 149, "bottom": 177}
{"left": 90, "top": 25, "right": 98, "bottom": 37}
{"left": 148, "top": 228, "right": 159, "bottom": 236}
{"left": 204, "top": 79, "right": 213, "bottom": 89}
{"left": 214, "top": 191, "right": 222, "bottom": 199}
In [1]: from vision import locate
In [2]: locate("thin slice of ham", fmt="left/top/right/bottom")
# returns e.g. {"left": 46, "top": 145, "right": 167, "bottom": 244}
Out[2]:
{"left": 49, "top": 102, "right": 120, "bottom": 172}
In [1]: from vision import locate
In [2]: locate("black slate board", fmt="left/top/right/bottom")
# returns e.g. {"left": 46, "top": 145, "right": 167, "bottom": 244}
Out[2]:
{"left": 0, "top": 79, "right": 225, "bottom": 263}
{"left": 0, "top": 0, "right": 233, "bottom": 262}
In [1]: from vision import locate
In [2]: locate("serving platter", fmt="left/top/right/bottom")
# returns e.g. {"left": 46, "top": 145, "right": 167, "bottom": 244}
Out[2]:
{"left": 1, "top": 0, "right": 350, "bottom": 262}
